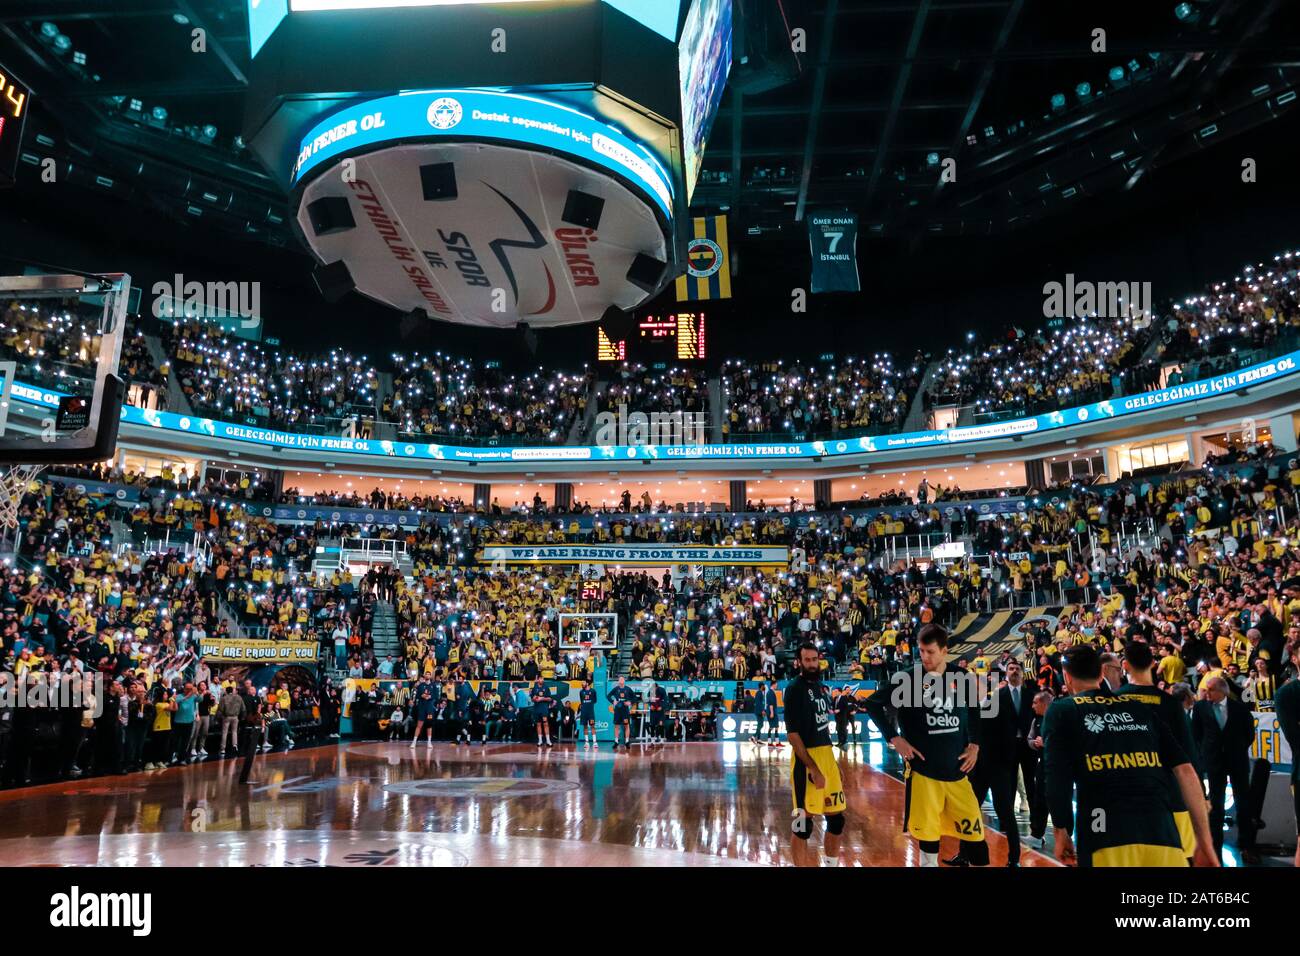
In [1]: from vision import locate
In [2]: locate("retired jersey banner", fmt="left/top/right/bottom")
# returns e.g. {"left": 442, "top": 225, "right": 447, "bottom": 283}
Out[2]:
{"left": 676, "top": 215, "right": 731, "bottom": 300}
{"left": 200, "top": 638, "right": 320, "bottom": 665}
{"left": 808, "top": 209, "right": 860, "bottom": 293}
{"left": 478, "top": 544, "right": 788, "bottom": 567}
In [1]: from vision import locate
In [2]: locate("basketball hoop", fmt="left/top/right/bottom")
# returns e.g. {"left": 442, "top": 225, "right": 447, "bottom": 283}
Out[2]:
{"left": 558, "top": 612, "right": 618, "bottom": 651}
{"left": 0, "top": 463, "right": 45, "bottom": 552}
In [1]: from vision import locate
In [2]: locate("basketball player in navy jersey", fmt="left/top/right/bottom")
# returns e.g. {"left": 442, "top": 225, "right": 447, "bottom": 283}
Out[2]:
{"left": 579, "top": 678, "right": 598, "bottom": 746}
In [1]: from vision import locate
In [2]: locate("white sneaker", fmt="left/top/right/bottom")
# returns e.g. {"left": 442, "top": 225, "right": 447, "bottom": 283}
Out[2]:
{"left": 408, "top": 741, "right": 416, "bottom": 749}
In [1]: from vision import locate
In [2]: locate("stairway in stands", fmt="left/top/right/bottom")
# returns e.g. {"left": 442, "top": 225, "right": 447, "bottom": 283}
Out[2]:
{"left": 109, "top": 517, "right": 135, "bottom": 551}
{"left": 574, "top": 380, "right": 606, "bottom": 442}
{"left": 833, "top": 657, "right": 857, "bottom": 679}
{"left": 141, "top": 329, "right": 194, "bottom": 416}
{"left": 605, "top": 610, "right": 637, "bottom": 677}
{"left": 708, "top": 375, "right": 724, "bottom": 441}
{"left": 901, "top": 359, "right": 943, "bottom": 433}
{"left": 370, "top": 600, "right": 401, "bottom": 666}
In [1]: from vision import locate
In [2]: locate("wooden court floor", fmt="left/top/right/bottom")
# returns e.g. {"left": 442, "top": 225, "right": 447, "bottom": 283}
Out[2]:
{"left": 0, "top": 741, "right": 1056, "bottom": 867}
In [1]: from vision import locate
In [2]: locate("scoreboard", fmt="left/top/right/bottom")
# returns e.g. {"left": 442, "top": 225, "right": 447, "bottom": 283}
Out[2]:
{"left": 598, "top": 312, "right": 707, "bottom": 362}
{"left": 674, "top": 311, "right": 706, "bottom": 359}
{"left": 597, "top": 326, "right": 627, "bottom": 362}
{"left": 0, "top": 62, "right": 31, "bottom": 188}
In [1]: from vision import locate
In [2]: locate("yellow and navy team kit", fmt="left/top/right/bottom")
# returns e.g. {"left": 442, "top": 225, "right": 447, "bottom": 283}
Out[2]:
{"left": 1043, "top": 687, "right": 1191, "bottom": 867}
{"left": 783, "top": 675, "right": 846, "bottom": 816}
{"left": 1116, "top": 682, "right": 1198, "bottom": 858}
{"left": 861, "top": 667, "right": 985, "bottom": 843}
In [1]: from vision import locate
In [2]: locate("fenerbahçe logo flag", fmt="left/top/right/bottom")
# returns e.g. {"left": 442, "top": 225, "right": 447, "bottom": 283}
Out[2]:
{"left": 676, "top": 215, "right": 731, "bottom": 301}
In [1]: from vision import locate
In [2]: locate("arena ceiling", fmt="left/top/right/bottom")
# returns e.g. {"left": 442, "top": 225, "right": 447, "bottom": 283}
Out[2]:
{"left": 1, "top": 0, "right": 1298, "bottom": 251}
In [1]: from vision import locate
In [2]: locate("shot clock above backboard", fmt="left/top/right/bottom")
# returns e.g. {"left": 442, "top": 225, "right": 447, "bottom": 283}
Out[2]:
{"left": 0, "top": 62, "right": 32, "bottom": 188}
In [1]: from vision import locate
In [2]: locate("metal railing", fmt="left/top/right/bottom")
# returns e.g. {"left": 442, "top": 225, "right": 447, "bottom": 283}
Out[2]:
{"left": 340, "top": 537, "right": 408, "bottom": 564}
{"left": 1164, "top": 329, "right": 1300, "bottom": 379}
{"left": 119, "top": 527, "right": 201, "bottom": 557}
{"left": 882, "top": 532, "right": 950, "bottom": 565}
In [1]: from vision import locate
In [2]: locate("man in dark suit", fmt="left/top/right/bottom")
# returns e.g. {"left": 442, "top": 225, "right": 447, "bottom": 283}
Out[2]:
{"left": 1191, "top": 676, "right": 1259, "bottom": 863}
{"left": 237, "top": 680, "right": 264, "bottom": 786}
{"left": 969, "top": 659, "right": 1036, "bottom": 866}
{"left": 1003, "top": 660, "right": 1040, "bottom": 801}
{"left": 1026, "top": 689, "right": 1055, "bottom": 845}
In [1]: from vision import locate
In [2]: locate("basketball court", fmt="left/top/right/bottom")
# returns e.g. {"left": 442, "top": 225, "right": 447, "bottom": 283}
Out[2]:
{"left": 0, "top": 741, "right": 1053, "bottom": 867}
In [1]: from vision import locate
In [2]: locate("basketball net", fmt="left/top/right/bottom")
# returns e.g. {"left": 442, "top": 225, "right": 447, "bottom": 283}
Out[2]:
{"left": 0, "top": 464, "right": 45, "bottom": 535}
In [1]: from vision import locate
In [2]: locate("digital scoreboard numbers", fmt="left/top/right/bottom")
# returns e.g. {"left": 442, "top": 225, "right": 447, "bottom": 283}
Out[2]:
{"left": 639, "top": 315, "right": 675, "bottom": 339}
{"left": 0, "top": 63, "right": 31, "bottom": 188}
{"left": 598, "top": 312, "right": 706, "bottom": 362}
{"left": 638, "top": 313, "right": 707, "bottom": 360}
{"left": 597, "top": 326, "right": 626, "bottom": 362}
{"left": 675, "top": 311, "right": 705, "bottom": 359}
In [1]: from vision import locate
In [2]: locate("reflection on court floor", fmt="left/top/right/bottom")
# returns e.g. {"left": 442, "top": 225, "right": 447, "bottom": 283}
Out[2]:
{"left": 0, "top": 742, "right": 1055, "bottom": 867}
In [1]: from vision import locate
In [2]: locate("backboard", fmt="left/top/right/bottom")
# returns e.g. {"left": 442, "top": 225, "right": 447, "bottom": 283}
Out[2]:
{"left": 0, "top": 272, "right": 128, "bottom": 464}
{"left": 558, "top": 612, "right": 619, "bottom": 650}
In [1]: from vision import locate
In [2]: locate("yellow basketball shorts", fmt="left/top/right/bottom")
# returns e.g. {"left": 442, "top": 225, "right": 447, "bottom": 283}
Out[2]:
{"left": 1089, "top": 844, "right": 1189, "bottom": 867}
{"left": 791, "top": 746, "right": 847, "bottom": 816}
{"left": 1172, "top": 810, "right": 1196, "bottom": 859}
{"left": 903, "top": 766, "right": 984, "bottom": 843}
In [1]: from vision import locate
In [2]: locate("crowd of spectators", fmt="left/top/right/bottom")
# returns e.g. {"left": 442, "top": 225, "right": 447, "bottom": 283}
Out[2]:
{"left": 259, "top": 452, "right": 1300, "bottom": 699}
{"left": 723, "top": 354, "right": 923, "bottom": 438}
{"left": 0, "top": 478, "right": 344, "bottom": 784}
{"left": 1159, "top": 256, "right": 1300, "bottom": 366}
{"left": 9, "top": 251, "right": 1300, "bottom": 462}
{"left": 166, "top": 319, "right": 381, "bottom": 432}
{"left": 926, "top": 251, "right": 1300, "bottom": 424}
{"left": 598, "top": 363, "right": 709, "bottom": 418}
{"left": 386, "top": 351, "right": 591, "bottom": 443}
{"left": 926, "top": 313, "right": 1155, "bottom": 421}
{"left": 8, "top": 447, "right": 1300, "bottom": 856}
